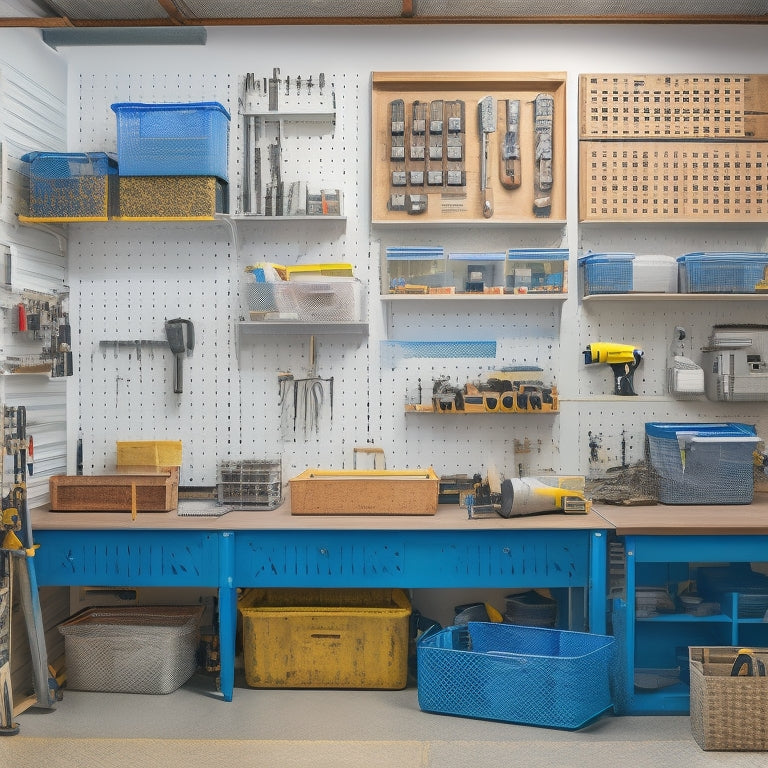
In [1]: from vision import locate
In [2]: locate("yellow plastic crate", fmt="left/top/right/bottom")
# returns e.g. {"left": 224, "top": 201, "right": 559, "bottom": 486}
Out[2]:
{"left": 116, "top": 440, "right": 183, "bottom": 469}
{"left": 238, "top": 588, "right": 411, "bottom": 689}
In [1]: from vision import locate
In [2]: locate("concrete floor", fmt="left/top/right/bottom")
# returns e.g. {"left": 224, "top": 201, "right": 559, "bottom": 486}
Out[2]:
{"left": 3, "top": 675, "right": 766, "bottom": 768}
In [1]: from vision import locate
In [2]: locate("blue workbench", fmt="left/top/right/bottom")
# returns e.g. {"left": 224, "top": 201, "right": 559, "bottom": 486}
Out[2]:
{"left": 31, "top": 501, "right": 609, "bottom": 702}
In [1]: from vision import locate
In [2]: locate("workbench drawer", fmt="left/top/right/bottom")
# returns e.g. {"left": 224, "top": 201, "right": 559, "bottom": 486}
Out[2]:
{"left": 33, "top": 530, "right": 221, "bottom": 587}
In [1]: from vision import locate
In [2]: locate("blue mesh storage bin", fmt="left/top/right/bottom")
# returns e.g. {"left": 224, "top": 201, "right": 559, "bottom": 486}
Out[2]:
{"left": 417, "top": 622, "right": 615, "bottom": 730}
{"left": 21, "top": 151, "right": 117, "bottom": 220}
{"left": 111, "top": 102, "right": 230, "bottom": 180}
{"left": 677, "top": 252, "right": 768, "bottom": 293}
{"left": 578, "top": 253, "right": 634, "bottom": 295}
{"left": 645, "top": 422, "right": 760, "bottom": 505}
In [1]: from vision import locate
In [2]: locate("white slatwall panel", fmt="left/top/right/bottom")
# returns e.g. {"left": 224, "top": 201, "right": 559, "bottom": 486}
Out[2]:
{"left": 0, "top": 47, "right": 68, "bottom": 505}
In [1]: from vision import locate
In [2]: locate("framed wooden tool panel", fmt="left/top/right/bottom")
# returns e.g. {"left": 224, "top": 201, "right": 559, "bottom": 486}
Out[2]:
{"left": 371, "top": 72, "right": 566, "bottom": 224}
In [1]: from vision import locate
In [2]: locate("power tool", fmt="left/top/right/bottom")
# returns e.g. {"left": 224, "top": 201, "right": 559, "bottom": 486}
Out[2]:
{"left": 583, "top": 341, "right": 643, "bottom": 396}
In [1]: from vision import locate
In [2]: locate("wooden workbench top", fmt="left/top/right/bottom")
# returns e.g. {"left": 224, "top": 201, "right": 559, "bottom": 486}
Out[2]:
{"left": 594, "top": 496, "right": 768, "bottom": 536}
{"left": 31, "top": 495, "right": 608, "bottom": 532}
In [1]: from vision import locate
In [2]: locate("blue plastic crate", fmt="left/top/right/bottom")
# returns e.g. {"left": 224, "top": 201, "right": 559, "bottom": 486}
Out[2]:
{"left": 21, "top": 151, "right": 118, "bottom": 220}
{"left": 417, "top": 622, "right": 615, "bottom": 730}
{"left": 677, "top": 252, "right": 768, "bottom": 293}
{"left": 645, "top": 422, "right": 760, "bottom": 505}
{"left": 111, "top": 102, "right": 230, "bottom": 180}
{"left": 578, "top": 252, "right": 634, "bottom": 295}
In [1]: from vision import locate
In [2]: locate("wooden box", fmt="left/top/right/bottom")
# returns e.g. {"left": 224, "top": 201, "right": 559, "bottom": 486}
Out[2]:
{"left": 290, "top": 468, "right": 439, "bottom": 515}
{"left": 49, "top": 473, "right": 178, "bottom": 512}
{"left": 371, "top": 71, "right": 566, "bottom": 224}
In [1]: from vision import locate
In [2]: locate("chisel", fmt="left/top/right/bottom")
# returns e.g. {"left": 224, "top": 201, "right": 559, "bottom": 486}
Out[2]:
{"left": 478, "top": 96, "right": 496, "bottom": 218}
{"left": 500, "top": 99, "right": 521, "bottom": 189}
{"left": 165, "top": 318, "right": 195, "bottom": 394}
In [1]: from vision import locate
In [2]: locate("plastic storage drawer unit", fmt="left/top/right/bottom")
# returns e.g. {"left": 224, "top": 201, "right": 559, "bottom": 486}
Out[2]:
{"left": 21, "top": 151, "right": 117, "bottom": 221}
{"left": 417, "top": 622, "right": 616, "bottom": 730}
{"left": 677, "top": 252, "right": 768, "bottom": 293}
{"left": 238, "top": 588, "right": 412, "bottom": 689}
{"left": 645, "top": 422, "right": 760, "bottom": 505}
{"left": 111, "top": 101, "right": 230, "bottom": 180}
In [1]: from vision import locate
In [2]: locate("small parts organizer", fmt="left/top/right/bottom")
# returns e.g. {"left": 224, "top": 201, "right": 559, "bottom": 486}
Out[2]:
{"left": 371, "top": 72, "right": 566, "bottom": 223}
{"left": 579, "top": 73, "right": 768, "bottom": 221}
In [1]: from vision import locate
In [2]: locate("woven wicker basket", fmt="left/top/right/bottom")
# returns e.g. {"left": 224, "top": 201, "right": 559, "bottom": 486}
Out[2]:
{"left": 689, "top": 647, "right": 768, "bottom": 751}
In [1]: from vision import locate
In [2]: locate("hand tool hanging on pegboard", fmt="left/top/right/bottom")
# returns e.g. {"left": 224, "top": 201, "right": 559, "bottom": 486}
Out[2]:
{"left": 500, "top": 99, "right": 521, "bottom": 189}
{"left": 532, "top": 93, "right": 554, "bottom": 217}
{"left": 1, "top": 406, "right": 59, "bottom": 723}
{"left": 477, "top": 96, "right": 496, "bottom": 218}
{"left": 164, "top": 318, "right": 195, "bottom": 395}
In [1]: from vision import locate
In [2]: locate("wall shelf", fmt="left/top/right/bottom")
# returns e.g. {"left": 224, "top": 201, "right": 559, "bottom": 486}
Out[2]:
{"left": 583, "top": 293, "right": 768, "bottom": 302}
{"left": 382, "top": 293, "right": 567, "bottom": 302}
{"left": 238, "top": 321, "right": 368, "bottom": 337}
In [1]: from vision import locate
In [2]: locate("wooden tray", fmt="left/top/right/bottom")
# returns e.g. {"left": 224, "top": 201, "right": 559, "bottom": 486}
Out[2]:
{"left": 290, "top": 468, "right": 438, "bottom": 515}
{"left": 49, "top": 473, "right": 178, "bottom": 512}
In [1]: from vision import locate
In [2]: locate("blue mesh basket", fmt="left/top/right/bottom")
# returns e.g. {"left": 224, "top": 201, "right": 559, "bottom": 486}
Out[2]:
{"left": 417, "top": 622, "right": 615, "bottom": 730}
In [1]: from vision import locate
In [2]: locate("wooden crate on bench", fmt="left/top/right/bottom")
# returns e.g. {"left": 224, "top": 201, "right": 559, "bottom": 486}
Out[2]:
{"left": 49, "top": 472, "right": 178, "bottom": 512}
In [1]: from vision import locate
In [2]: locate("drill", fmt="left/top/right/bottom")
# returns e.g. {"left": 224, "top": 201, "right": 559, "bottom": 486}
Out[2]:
{"left": 583, "top": 342, "right": 643, "bottom": 396}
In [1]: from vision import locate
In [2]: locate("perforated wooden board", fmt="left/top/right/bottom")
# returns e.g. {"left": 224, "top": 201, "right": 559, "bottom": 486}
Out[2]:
{"left": 371, "top": 72, "right": 566, "bottom": 224}
{"left": 580, "top": 140, "right": 768, "bottom": 221}
{"left": 580, "top": 73, "right": 768, "bottom": 140}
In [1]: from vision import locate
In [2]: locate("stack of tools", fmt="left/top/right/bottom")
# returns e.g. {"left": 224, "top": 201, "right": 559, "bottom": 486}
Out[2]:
{"left": 111, "top": 101, "right": 230, "bottom": 219}
{"left": 504, "top": 591, "right": 557, "bottom": 628}
{"left": 240, "top": 69, "right": 339, "bottom": 216}
{"left": 407, "top": 368, "right": 558, "bottom": 414}
{"left": 1, "top": 405, "right": 58, "bottom": 731}
{"left": 7, "top": 289, "right": 72, "bottom": 377}
{"left": 635, "top": 586, "right": 676, "bottom": 618}
{"left": 453, "top": 602, "right": 503, "bottom": 625}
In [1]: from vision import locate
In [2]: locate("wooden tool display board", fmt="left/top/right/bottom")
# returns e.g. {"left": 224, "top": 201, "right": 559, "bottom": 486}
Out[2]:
{"left": 580, "top": 73, "right": 768, "bottom": 140}
{"left": 371, "top": 72, "right": 566, "bottom": 224}
{"left": 579, "top": 73, "right": 768, "bottom": 222}
{"left": 580, "top": 140, "right": 768, "bottom": 221}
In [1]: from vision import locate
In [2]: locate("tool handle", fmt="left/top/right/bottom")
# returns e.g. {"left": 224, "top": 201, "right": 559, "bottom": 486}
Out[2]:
{"left": 173, "top": 352, "right": 183, "bottom": 394}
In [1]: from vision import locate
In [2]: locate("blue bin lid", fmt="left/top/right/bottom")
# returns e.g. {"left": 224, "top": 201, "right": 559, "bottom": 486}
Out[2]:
{"left": 677, "top": 252, "right": 768, "bottom": 263}
{"left": 20, "top": 151, "right": 118, "bottom": 175}
{"left": 508, "top": 248, "right": 569, "bottom": 261}
{"left": 110, "top": 101, "right": 230, "bottom": 120}
{"left": 645, "top": 422, "right": 757, "bottom": 440}
{"left": 578, "top": 252, "right": 634, "bottom": 264}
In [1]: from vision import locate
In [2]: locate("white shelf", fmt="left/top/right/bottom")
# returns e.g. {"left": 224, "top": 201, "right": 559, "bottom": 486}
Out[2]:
{"left": 372, "top": 219, "right": 566, "bottom": 229}
{"left": 381, "top": 293, "right": 567, "bottom": 302}
{"left": 238, "top": 321, "right": 368, "bottom": 337}
{"left": 582, "top": 293, "right": 768, "bottom": 302}
{"left": 241, "top": 110, "right": 335, "bottom": 122}
{"left": 228, "top": 214, "right": 345, "bottom": 222}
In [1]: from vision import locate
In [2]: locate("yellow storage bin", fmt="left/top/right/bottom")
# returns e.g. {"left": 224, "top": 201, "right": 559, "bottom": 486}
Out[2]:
{"left": 117, "top": 440, "right": 182, "bottom": 472}
{"left": 238, "top": 588, "right": 411, "bottom": 689}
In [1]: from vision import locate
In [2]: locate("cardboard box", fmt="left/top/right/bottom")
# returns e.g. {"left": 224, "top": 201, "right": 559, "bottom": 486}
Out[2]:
{"left": 289, "top": 468, "right": 438, "bottom": 515}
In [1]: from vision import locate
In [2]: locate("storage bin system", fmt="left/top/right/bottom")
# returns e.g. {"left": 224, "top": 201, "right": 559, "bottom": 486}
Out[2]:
{"left": 578, "top": 252, "right": 678, "bottom": 295}
{"left": 689, "top": 646, "right": 768, "bottom": 751}
{"left": 384, "top": 246, "right": 452, "bottom": 293}
{"left": 111, "top": 101, "right": 230, "bottom": 219}
{"left": 238, "top": 588, "right": 412, "bottom": 689}
{"left": 58, "top": 605, "right": 204, "bottom": 694}
{"left": 20, "top": 151, "right": 118, "bottom": 221}
{"left": 417, "top": 622, "right": 616, "bottom": 730}
{"left": 645, "top": 422, "right": 760, "bottom": 505}
{"left": 677, "top": 251, "right": 768, "bottom": 293}
{"left": 248, "top": 277, "right": 364, "bottom": 322}
{"left": 217, "top": 458, "right": 282, "bottom": 509}
{"left": 506, "top": 248, "right": 568, "bottom": 294}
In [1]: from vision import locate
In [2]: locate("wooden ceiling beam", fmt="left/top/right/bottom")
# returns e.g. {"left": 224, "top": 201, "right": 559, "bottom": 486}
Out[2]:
{"left": 0, "top": 14, "right": 766, "bottom": 28}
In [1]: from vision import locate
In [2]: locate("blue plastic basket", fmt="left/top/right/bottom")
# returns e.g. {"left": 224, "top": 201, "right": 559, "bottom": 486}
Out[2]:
{"left": 111, "top": 101, "right": 230, "bottom": 180}
{"left": 645, "top": 422, "right": 760, "bottom": 505}
{"left": 417, "top": 622, "right": 616, "bottom": 730}
{"left": 677, "top": 252, "right": 768, "bottom": 293}
{"left": 578, "top": 253, "right": 634, "bottom": 295}
{"left": 20, "top": 151, "right": 118, "bottom": 220}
